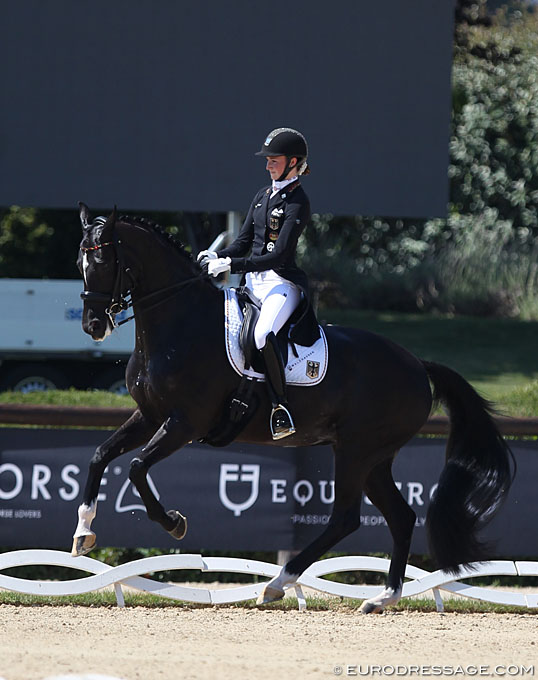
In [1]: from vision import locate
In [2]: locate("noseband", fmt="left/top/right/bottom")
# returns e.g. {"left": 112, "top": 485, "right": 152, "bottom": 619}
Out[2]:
{"left": 80, "top": 229, "right": 204, "bottom": 327}
{"left": 80, "top": 237, "right": 134, "bottom": 326}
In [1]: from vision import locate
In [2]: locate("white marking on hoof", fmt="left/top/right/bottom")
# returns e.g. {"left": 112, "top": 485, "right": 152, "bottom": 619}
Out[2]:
{"left": 256, "top": 567, "right": 297, "bottom": 605}
{"left": 71, "top": 533, "right": 96, "bottom": 557}
{"left": 74, "top": 501, "right": 97, "bottom": 536}
{"left": 256, "top": 585, "right": 285, "bottom": 605}
{"left": 359, "top": 586, "right": 402, "bottom": 614}
{"left": 72, "top": 502, "right": 97, "bottom": 556}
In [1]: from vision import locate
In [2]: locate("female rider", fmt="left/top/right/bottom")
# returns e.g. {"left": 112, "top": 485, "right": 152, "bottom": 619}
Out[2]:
{"left": 197, "top": 127, "right": 311, "bottom": 440}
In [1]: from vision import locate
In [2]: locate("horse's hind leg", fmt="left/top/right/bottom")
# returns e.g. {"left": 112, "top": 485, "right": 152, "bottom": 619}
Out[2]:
{"left": 128, "top": 412, "right": 194, "bottom": 538}
{"left": 72, "top": 409, "right": 158, "bottom": 556}
{"left": 359, "top": 458, "right": 416, "bottom": 614}
{"left": 257, "top": 444, "right": 364, "bottom": 604}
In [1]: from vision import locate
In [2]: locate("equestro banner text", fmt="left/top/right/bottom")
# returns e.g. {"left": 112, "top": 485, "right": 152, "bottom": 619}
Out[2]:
{"left": 0, "top": 429, "right": 535, "bottom": 555}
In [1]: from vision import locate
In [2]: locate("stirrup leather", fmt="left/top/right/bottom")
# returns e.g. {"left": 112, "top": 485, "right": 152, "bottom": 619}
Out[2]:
{"left": 270, "top": 404, "right": 296, "bottom": 440}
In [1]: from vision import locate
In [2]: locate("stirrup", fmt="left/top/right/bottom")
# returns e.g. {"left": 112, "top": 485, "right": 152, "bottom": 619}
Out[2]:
{"left": 270, "top": 404, "right": 296, "bottom": 440}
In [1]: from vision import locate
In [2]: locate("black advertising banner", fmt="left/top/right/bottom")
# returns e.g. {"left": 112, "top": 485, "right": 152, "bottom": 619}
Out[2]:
{"left": 0, "top": 428, "right": 536, "bottom": 556}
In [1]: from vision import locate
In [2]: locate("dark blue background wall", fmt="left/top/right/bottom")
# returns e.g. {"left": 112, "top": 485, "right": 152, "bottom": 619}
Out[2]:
{"left": 1, "top": 1, "right": 454, "bottom": 216}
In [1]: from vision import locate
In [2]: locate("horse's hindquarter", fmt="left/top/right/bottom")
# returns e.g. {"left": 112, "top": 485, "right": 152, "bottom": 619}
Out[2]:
{"left": 237, "top": 323, "right": 433, "bottom": 450}
{"left": 318, "top": 324, "right": 432, "bottom": 445}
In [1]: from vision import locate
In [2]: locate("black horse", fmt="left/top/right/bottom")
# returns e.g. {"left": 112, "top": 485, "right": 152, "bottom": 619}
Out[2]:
{"left": 73, "top": 204, "right": 513, "bottom": 613}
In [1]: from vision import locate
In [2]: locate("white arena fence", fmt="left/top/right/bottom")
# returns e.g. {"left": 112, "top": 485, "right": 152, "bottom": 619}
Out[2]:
{"left": 0, "top": 550, "right": 537, "bottom": 611}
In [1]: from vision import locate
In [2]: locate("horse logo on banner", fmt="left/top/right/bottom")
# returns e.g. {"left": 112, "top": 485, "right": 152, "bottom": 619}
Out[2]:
{"left": 219, "top": 464, "right": 260, "bottom": 517}
{"left": 115, "top": 474, "right": 161, "bottom": 514}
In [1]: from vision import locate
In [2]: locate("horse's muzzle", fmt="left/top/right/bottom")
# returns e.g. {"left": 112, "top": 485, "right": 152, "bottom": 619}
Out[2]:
{"left": 84, "top": 317, "right": 110, "bottom": 341}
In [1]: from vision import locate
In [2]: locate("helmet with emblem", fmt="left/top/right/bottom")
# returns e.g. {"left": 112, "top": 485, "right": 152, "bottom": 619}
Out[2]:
{"left": 255, "top": 127, "right": 310, "bottom": 176}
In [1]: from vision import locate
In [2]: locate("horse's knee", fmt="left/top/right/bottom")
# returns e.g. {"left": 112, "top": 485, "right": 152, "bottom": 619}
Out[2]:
{"left": 128, "top": 456, "right": 146, "bottom": 484}
{"left": 89, "top": 446, "right": 107, "bottom": 471}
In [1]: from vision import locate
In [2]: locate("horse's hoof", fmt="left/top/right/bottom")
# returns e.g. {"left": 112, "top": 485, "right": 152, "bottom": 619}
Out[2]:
{"left": 256, "top": 584, "right": 285, "bottom": 605}
{"left": 71, "top": 533, "right": 96, "bottom": 557}
{"left": 167, "top": 510, "right": 187, "bottom": 540}
{"left": 359, "top": 600, "right": 384, "bottom": 615}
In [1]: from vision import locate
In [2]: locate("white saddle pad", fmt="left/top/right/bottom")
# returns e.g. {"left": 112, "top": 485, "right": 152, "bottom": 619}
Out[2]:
{"left": 224, "top": 288, "right": 328, "bottom": 386}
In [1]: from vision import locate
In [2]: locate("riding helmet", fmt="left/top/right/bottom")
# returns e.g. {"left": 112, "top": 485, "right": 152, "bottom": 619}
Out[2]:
{"left": 256, "top": 128, "right": 310, "bottom": 178}
{"left": 256, "top": 128, "right": 308, "bottom": 159}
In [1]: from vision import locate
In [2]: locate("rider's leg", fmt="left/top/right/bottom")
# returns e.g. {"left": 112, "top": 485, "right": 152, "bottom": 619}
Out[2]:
{"left": 253, "top": 283, "right": 301, "bottom": 351}
{"left": 262, "top": 332, "right": 295, "bottom": 439}
{"left": 254, "top": 284, "right": 301, "bottom": 440}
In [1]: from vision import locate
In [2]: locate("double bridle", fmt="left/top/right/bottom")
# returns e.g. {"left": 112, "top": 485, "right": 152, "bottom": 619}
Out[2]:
{"left": 80, "top": 231, "right": 204, "bottom": 328}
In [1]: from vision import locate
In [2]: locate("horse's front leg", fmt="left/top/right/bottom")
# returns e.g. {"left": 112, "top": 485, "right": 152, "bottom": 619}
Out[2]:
{"left": 72, "top": 409, "right": 158, "bottom": 556}
{"left": 128, "top": 412, "right": 193, "bottom": 538}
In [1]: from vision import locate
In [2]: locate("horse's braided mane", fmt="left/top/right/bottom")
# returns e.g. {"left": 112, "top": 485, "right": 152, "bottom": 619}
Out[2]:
{"left": 119, "top": 214, "right": 194, "bottom": 262}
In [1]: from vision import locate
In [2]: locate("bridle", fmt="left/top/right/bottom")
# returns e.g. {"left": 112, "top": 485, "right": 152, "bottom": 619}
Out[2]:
{"left": 80, "top": 229, "right": 205, "bottom": 328}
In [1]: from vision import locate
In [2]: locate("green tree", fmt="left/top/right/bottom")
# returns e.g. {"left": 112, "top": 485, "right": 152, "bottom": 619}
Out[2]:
{"left": 0, "top": 207, "right": 81, "bottom": 278}
{"left": 0, "top": 206, "right": 225, "bottom": 279}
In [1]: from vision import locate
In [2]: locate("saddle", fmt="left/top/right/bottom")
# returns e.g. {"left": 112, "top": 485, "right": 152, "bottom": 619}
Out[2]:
{"left": 237, "top": 285, "right": 320, "bottom": 374}
{"left": 200, "top": 286, "right": 323, "bottom": 448}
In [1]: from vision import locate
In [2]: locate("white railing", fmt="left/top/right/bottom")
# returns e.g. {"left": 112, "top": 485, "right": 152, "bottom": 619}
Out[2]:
{"left": 0, "top": 550, "right": 536, "bottom": 611}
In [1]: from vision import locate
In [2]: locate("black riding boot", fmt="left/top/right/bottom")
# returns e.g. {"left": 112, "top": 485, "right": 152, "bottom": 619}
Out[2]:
{"left": 261, "top": 332, "right": 296, "bottom": 440}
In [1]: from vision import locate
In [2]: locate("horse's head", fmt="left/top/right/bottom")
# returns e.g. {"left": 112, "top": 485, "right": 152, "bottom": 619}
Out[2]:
{"left": 78, "top": 202, "right": 126, "bottom": 341}
{"left": 78, "top": 203, "right": 204, "bottom": 341}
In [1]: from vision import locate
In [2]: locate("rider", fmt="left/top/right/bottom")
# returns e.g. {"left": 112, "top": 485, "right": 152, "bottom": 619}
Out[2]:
{"left": 197, "top": 127, "right": 311, "bottom": 440}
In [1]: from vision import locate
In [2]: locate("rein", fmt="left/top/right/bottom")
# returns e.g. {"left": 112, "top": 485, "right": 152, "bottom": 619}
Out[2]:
{"left": 80, "top": 232, "right": 205, "bottom": 328}
{"left": 116, "top": 275, "right": 205, "bottom": 326}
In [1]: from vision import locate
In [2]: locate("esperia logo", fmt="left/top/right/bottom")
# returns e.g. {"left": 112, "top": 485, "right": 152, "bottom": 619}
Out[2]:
{"left": 219, "top": 464, "right": 260, "bottom": 516}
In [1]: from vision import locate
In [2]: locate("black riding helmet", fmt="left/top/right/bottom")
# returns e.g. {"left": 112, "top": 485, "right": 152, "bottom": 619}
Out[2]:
{"left": 255, "top": 128, "right": 309, "bottom": 181}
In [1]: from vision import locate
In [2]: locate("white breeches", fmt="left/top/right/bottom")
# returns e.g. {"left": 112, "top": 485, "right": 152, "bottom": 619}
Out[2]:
{"left": 245, "top": 271, "right": 301, "bottom": 350}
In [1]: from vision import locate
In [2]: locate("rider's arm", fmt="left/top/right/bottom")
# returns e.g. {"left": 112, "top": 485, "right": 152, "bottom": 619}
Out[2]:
{"left": 229, "top": 196, "right": 309, "bottom": 273}
{"left": 217, "top": 192, "right": 261, "bottom": 259}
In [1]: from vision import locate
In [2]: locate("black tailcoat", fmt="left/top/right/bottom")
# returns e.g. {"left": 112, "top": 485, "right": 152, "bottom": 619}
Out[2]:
{"left": 217, "top": 181, "right": 310, "bottom": 293}
{"left": 217, "top": 181, "right": 318, "bottom": 346}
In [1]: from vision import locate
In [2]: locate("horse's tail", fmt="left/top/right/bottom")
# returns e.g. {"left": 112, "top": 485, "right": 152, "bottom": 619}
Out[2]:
{"left": 422, "top": 360, "right": 515, "bottom": 573}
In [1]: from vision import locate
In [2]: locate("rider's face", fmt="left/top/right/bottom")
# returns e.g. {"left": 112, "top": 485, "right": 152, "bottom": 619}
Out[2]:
{"left": 266, "top": 155, "right": 297, "bottom": 181}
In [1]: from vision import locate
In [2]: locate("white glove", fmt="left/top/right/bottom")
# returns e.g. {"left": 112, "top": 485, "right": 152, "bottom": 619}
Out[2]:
{"left": 208, "top": 257, "right": 232, "bottom": 277}
{"left": 197, "top": 250, "right": 218, "bottom": 266}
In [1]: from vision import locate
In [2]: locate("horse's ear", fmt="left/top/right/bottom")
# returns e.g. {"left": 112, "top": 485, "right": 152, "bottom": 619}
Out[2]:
{"left": 99, "top": 205, "right": 118, "bottom": 240}
{"left": 79, "top": 202, "right": 91, "bottom": 230}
